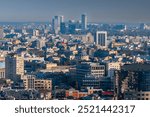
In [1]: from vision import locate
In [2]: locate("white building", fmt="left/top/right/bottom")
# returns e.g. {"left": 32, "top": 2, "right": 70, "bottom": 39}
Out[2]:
{"left": 33, "top": 29, "right": 40, "bottom": 37}
{"left": 96, "top": 31, "right": 108, "bottom": 48}
{"left": 0, "top": 68, "right": 5, "bottom": 79}
{"left": 52, "top": 15, "right": 64, "bottom": 34}
{"left": 108, "top": 62, "right": 121, "bottom": 78}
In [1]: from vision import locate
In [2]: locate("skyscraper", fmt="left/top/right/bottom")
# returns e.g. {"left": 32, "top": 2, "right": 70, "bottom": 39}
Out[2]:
{"left": 0, "top": 27, "right": 4, "bottom": 39}
{"left": 81, "top": 14, "right": 87, "bottom": 31}
{"left": 60, "top": 15, "right": 64, "bottom": 23}
{"left": 5, "top": 54, "right": 24, "bottom": 81}
{"left": 60, "top": 22, "right": 66, "bottom": 34}
{"left": 52, "top": 15, "right": 64, "bottom": 34}
{"left": 96, "top": 31, "right": 108, "bottom": 48}
{"left": 68, "top": 20, "right": 76, "bottom": 34}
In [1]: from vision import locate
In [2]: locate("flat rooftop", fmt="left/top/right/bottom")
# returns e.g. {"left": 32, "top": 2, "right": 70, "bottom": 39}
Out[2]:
{"left": 122, "top": 64, "right": 150, "bottom": 71}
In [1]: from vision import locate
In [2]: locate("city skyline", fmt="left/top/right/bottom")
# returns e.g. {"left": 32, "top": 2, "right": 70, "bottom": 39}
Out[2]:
{"left": 0, "top": 0, "right": 150, "bottom": 23}
{"left": 0, "top": 2, "right": 150, "bottom": 100}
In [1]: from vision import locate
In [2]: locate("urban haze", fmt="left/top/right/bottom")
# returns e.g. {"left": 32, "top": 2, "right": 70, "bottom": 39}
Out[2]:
{"left": 0, "top": 0, "right": 150, "bottom": 23}
{"left": 0, "top": 0, "right": 150, "bottom": 100}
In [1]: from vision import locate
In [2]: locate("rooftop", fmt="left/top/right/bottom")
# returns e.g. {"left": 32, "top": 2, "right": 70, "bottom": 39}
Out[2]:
{"left": 122, "top": 64, "right": 150, "bottom": 71}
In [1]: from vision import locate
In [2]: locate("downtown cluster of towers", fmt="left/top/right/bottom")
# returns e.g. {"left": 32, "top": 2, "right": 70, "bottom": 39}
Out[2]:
{"left": 51, "top": 14, "right": 107, "bottom": 48}
{"left": 51, "top": 14, "right": 87, "bottom": 34}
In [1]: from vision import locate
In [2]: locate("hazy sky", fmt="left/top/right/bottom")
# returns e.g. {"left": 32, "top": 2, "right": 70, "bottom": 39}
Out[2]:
{"left": 0, "top": 0, "right": 150, "bottom": 23}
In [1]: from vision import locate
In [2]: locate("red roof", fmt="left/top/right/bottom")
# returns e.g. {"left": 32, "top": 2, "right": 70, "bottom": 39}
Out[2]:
{"left": 102, "top": 91, "right": 113, "bottom": 95}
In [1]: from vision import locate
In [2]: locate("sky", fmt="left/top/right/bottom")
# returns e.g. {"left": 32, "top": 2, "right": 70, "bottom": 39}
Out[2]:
{"left": 0, "top": 0, "right": 150, "bottom": 23}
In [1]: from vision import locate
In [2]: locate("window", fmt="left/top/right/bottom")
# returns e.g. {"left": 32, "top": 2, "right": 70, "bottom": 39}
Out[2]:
{"left": 137, "top": 94, "right": 140, "bottom": 96}
{"left": 146, "top": 94, "right": 149, "bottom": 96}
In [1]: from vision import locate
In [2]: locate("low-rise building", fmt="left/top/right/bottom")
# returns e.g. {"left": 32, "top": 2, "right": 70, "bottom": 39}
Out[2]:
{"left": 22, "top": 75, "right": 52, "bottom": 91}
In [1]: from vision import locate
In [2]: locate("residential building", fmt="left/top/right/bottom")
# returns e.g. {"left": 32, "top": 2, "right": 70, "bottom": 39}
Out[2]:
{"left": 0, "top": 68, "right": 5, "bottom": 79}
{"left": 22, "top": 75, "right": 52, "bottom": 91}
{"left": 5, "top": 54, "right": 24, "bottom": 81}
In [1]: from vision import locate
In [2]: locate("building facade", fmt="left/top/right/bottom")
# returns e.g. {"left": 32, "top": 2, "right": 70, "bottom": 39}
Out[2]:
{"left": 5, "top": 54, "right": 24, "bottom": 81}
{"left": 0, "top": 68, "right": 5, "bottom": 79}
{"left": 0, "top": 27, "right": 4, "bottom": 39}
{"left": 52, "top": 15, "right": 64, "bottom": 34}
{"left": 108, "top": 62, "right": 121, "bottom": 78}
{"left": 81, "top": 14, "right": 87, "bottom": 31}
{"left": 22, "top": 75, "right": 52, "bottom": 91}
{"left": 76, "top": 62, "right": 105, "bottom": 89}
{"left": 96, "top": 31, "right": 107, "bottom": 48}
{"left": 114, "top": 64, "right": 150, "bottom": 100}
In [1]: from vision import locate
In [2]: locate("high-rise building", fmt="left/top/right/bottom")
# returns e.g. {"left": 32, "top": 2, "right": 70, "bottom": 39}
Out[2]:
{"left": 33, "top": 29, "right": 40, "bottom": 37}
{"left": 68, "top": 20, "right": 76, "bottom": 34}
{"left": 5, "top": 54, "right": 24, "bottom": 81}
{"left": 81, "top": 14, "right": 87, "bottom": 31}
{"left": 96, "top": 31, "right": 108, "bottom": 48}
{"left": 60, "top": 22, "right": 66, "bottom": 34}
{"left": 0, "top": 27, "right": 4, "bottom": 39}
{"left": 52, "top": 15, "right": 64, "bottom": 34}
{"left": 60, "top": 15, "right": 64, "bottom": 23}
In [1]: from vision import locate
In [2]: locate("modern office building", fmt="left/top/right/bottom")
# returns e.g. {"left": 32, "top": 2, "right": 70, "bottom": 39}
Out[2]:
{"left": 52, "top": 15, "right": 64, "bottom": 34}
{"left": 76, "top": 62, "right": 105, "bottom": 89}
{"left": 96, "top": 31, "right": 108, "bottom": 48}
{"left": 60, "top": 15, "right": 64, "bottom": 23}
{"left": 76, "top": 62, "right": 105, "bottom": 78}
{"left": 81, "top": 14, "right": 87, "bottom": 31}
{"left": 114, "top": 64, "right": 150, "bottom": 100}
{"left": 60, "top": 22, "right": 66, "bottom": 34}
{"left": 5, "top": 54, "right": 24, "bottom": 81}
{"left": 82, "top": 75, "right": 100, "bottom": 89}
{"left": 68, "top": 20, "right": 76, "bottom": 34}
